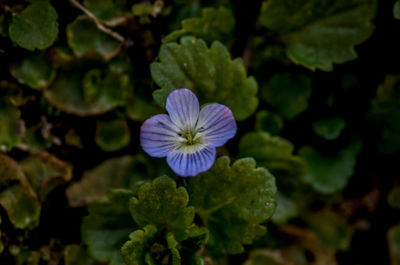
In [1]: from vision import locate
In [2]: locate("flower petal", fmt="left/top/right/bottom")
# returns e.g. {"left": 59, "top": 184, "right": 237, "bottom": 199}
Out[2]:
{"left": 166, "top": 145, "right": 216, "bottom": 177}
{"left": 196, "top": 103, "right": 237, "bottom": 147}
{"left": 140, "top": 114, "right": 180, "bottom": 158}
{"left": 166, "top": 88, "right": 200, "bottom": 130}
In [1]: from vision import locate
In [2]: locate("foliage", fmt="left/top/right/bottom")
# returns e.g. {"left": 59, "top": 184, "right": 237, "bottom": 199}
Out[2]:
{"left": 0, "top": 1, "right": 398, "bottom": 265}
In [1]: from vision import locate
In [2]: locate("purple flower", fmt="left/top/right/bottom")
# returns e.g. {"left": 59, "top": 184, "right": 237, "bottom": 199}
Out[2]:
{"left": 140, "top": 88, "right": 237, "bottom": 177}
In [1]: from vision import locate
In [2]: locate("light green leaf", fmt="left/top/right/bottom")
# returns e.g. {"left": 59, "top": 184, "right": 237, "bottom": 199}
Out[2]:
{"left": 67, "top": 16, "right": 121, "bottom": 60}
{"left": 271, "top": 193, "right": 299, "bottom": 224}
{"left": 151, "top": 36, "right": 258, "bottom": 120}
{"left": 186, "top": 157, "right": 276, "bottom": 254}
{"left": 9, "top": 0, "right": 58, "bottom": 50}
{"left": 312, "top": 117, "right": 346, "bottom": 140}
{"left": 388, "top": 224, "right": 400, "bottom": 265}
{"left": 129, "top": 176, "right": 195, "bottom": 240}
{"left": 43, "top": 69, "right": 129, "bottom": 116}
{"left": 0, "top": 154, "right": 41, "bottom": 229}
{"left": 10, "top": 52, "right": 55, "bottom": 90}
{"left": 299, "top": 140, "right": 362, "bottom": 194}
{"left": 82, "top": 189, "right": 137, "bottom": 265}
{"left": 163, "top": 7, "right": 234, "bottom": 43}
{"left": 95, "top": 117, "right": 131, "bottom": 152}
{"left": 261, "top": 73, "right": 311, "bottom": 119}
{"left": 260, "top": 0, "right": 376, "bottom": 71}
{"left": 0, "top": 101, "right": 25, "bottom": 151}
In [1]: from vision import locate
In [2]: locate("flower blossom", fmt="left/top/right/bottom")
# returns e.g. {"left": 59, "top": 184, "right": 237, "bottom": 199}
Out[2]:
{"left": 140, "top": 88, "right": 237, "bottom": 177}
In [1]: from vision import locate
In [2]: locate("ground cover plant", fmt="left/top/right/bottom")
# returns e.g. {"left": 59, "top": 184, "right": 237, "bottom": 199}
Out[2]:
{"left": 0, "top": 0, "right": 400, "bottom": 264}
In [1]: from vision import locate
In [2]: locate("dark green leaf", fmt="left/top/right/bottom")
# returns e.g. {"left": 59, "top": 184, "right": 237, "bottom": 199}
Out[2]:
{"left": 255, "top": 110, "right": 283, "bottom": 135}
{"left": 186, "top": 157, "right": 276, "bottom": 254}
{"left": 67, "top": 16, "right": 121, "bottom": 60}
{"left": 82, "top": 189, "right": 137, "bottom": 265}
{"left": 0, "top": 102, "right": 25, "bottom": 151}
{"left": 261, "top": 73, "right": 311, "bottom": 119}
{"left": 388, "top": 224, "right": 400, "bottom": 265}
{"left": 163, "top": 7, "right": 235, "bottom": 43}
{"left": 299, "top": 140, "right": 362, "bottom": 194}
{"left": 64, "top": 245, "right": 96, "bottom": 265}
{"left": 10, "top": 52, "right": 55, "bottom": 90}
{"left": 312, "top": 117, "right": 346, "bottom": 140}
{"left": 9, "top": 0, "right": 58, "bottom": 50}
{"left": 95, "top": 117, "right": 131, "bottom": 152}
{"left": 388, "top": 187, "right": 400, "bottom": 209}
{"left": 151, "top": 36, "right": 258, "bottom": 120}
{"left": 260, "top": 0, "right": 376, "bottom": 71}
{"left": 129, "top": 176, "right": 195, "bottom": 240}
{"left": 395, "top": 1, "right": 400, "bottom": 19}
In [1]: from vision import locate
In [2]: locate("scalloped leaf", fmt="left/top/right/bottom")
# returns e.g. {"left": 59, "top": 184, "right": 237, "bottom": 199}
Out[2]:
{"left": 83, "top": 0, "right": 129, "bottom": 26}
{"left": 163, "top": 7, "right": 235, "bottom": 43}
{"left": 0, "top": 154, "right": 41, "bottom": 229}
{"left": 255, "top": 110, "right": 283, "bottom": 135}
{"left": 82, "top": 189, "right": 137, "bottom": 265}
{"left": 67, "top": 16, "right": 121, "bottom": 60}
{"left": 299, "top": 140, "right": 362, "bottom": 194}
{"left": 259, "top": 0, "right": 376, "bottom": 71}
{"left": 261, "top": 73, "right": 312, "bottom": 119}
{"left": 151, "top": 36, "right": 258, "bottom": 120}
{"left": 186, "top": 156, "right": 277, "bottom": 254}
{"left": 43, "top": 69, "right": 129, "bottom": 116}
{"left": 129, "top": 176, "right": 195, "bottom": 240}
{"left": 95, "top": 117, "right": 131, "bottom": 152}
{"left": 10, "top": 52, "right": 55, "bottom": 90}
{"left": 9, "top": 0, "right": 58, "bottom": 51}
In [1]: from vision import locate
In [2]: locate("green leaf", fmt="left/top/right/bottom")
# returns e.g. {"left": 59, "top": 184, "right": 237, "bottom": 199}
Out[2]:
{"left": 312, "top": 117, "right": 346, "bottom": 140}
{"left": 388, "top": 187, "right": 400, "bottom": 209}
{"left": 0, "top": 101, "right": 25, "bottom": 151}
{"left": 366, "top": 75, "right": 400, "bottom": 154}
{"left": 129, "top": 176, "right": 195, "bottom": 240}
{"left": 19, "top": 152, "right": 72, "bottom": 202}
{"left": 67, "top": 155, "right": 157, "bottom": 207}
{"left": 95, "top": 117, "right": 131, "bottom": 152}
{"left": 120, "top": 224, "right": 158, "bottom": 265}
{"left": 10, "top": 52, "right": 55, "bottom": 90}
{"left": 64, "top": 245, "right": 96, "bottom": 265}
{"left": 388, "top": 224, "right": 400, "bottom": 265}
{"left": 84, "top": 0, "right": 129, "bottom": 26}
{"left": 67, "top": 16, "right": 121, "bottom": 60}
{"left": 261, "top": 73, "right": 312, "bottom": 119}
{"left": 82, "top": 189, "right": 137, "bottom": 265}
{"left": 0, "top": 154, "right": 41, "bottom": 229}
{"left": 151, "top": 36, "right": 258, "bottom": 120}
{"left": 259, "top": 0, "right": 376, "bottom": 71}
{"left": 395, "top": 1, "right": 400, "bottom": 19}
{"left": 255, "top": 110, "right": 283, "bottom": 135}
{"left": 163, "top": 7, "right": 235, "bottom": 43}
{"left": 299, "top": 140, "right": 362, "bottom": 194}
{"left": 186, "top": 157, "right": 277, "bottom": 254}
{"left": 0, "top": 13, "right": 11, "bottom": 38}
{"left": 43, "top": 69, "right": 129, "bottom": 116}
{"left": 9, "top": 0, "right": 58, "bottom": 51}
{"left": 126, "top": 96, "right": 161, "bottom": 122}
{"left": 238, "top": 132, "right": 307, "bottom": 192}
{"left": 303, "top": 211, "right": 353, "bottom": 251}
{"left": 271, "top": 192, "right": 299, "bottom": 224}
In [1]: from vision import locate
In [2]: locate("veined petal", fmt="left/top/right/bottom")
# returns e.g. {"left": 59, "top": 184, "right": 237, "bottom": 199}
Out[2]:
{"left": 140, "top": 114, "right": 180, "bottom": 158}
{"left": 166, "top": 88, "right": 200, "bottom": 130}
{"left": 196, "top": 104, "right": 237, "bottom": 147}
{"left": 167, "top": 145, "right": 216, "bottom": 177}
